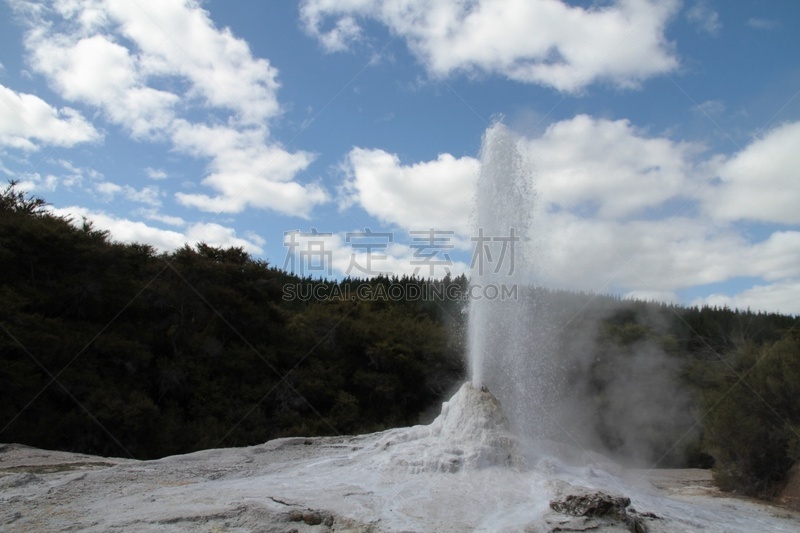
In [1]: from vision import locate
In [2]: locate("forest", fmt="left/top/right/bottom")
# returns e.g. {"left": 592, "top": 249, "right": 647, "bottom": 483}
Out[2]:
{"left": 1, "top": 182, "right": 798, "bottom": 499}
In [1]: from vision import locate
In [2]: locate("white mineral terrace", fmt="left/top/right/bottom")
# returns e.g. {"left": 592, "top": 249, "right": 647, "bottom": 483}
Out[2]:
{"left": 2, "top": 383, "right": 799, "bottom": 532}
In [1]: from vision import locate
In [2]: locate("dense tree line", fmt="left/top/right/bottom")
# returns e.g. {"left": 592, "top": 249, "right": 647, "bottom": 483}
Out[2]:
{"left": 1, "top": 183, "right": 798, "bottom": 498}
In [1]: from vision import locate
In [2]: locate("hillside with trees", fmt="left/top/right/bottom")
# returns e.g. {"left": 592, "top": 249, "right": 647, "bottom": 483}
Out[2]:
{"left": 1, "top": 182, "right": 798, "bottom": 500}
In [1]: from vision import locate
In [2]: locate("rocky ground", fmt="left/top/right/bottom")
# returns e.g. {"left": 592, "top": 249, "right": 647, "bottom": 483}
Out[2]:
{"left": 2, "top": 384, "right": 799, "bottom": 532}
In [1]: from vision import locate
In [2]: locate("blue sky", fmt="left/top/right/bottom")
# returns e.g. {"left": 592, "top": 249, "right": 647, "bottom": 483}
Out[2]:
{"left": 1, "top": 0, "right": 799, "bottom": 314}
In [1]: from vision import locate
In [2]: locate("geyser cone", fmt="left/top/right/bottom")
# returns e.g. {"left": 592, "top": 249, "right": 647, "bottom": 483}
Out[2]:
{"left": 431, "top": 382, "right": 519, "bottom": 468}
{"left": 372, "top": 382, "right": 524, "bottom": 473}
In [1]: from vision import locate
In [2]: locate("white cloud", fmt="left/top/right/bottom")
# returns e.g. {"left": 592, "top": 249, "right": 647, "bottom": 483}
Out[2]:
{"left": 301, "top": 0, "right": 681, "bottom": 92}
{"left": 526, "top": 119, "right": 800, "bottom": 297}
{"left": 0, "top": 83, "right": 99, "bottom": 150}
{"left": 48, "top": 205, "right": 264, "bottom": 255}
{"left": 244, "top": 231, "right": 266, "bottom": 247}
{"left": 686, "top": 1, "right": 721, "bottom": 36}
{"left": 314, "top": 14, "right": 362, "bottom": 53}
{"left": 126, "top": 186, "right": 161, "bottom": 207}
{"left": 15, "top": 171, "right": 59, "bottom": 192}
{"left": 534, "top": 214, "right": 800, "bottom": 299}
{"left": 704, "top": 121, "right": 800, "bottom": 224}
{"left": 692, "top": 99, "right": 725, "bottom": 118}
{"left": 102, "top": 0, "right": 281, "bottom": 123}
{"left": 95, "top": 181, "right": 122, "bottom": 197}
{"left": 28, "top": 0, "right": 280, "bottom": 124}
{"left": 48, "top": 158, "right": 102, "bottom": 188}
{"left": 692, "top": 280, "right": 800, "bottom": 316}
{"left": 145, "top": 167, "right": 168, "bottom": 180}
{"left": 528, "top": 120, "right": 800, "bottom": 311}
{"left": 94, "top": 181, "right": 162, "bottom": 206}
{"left": 746, "top": 231, "right": 800, "bottom": 282}
{"left": 171, "top": 121, "right": 326, "bottom": 217}
{"left": 341, "top": 240, "right": 469, "bottom": 278}
{"left": 341, "top": 147, "right": 479, "bottom": 235}
{"left": 184, "top": 222, "right": 265, "bottom": 253}
{"left": 28, "top": 33, "right": 139, "bottom": 104}
{"left": 747, "top": 18, "right": 780, "bottom": 31}
{"left": 0, "top": 161, "right": 14, "bottom": 177}
{"left": 139, "top": 208, "right": 185, "bottom": 227}
{"left": 534, "top": 212, "right": 745, "bottom": 292}
{"left": 16, "top": 0, "right": 325, "bottom": 217}
{"left": 528, "top": 114, "right": 702, "bottom": 218}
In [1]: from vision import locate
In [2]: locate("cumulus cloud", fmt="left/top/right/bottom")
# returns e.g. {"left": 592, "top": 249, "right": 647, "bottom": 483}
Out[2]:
{"left": 528, "top": 120, "right": 800, "bottom": 301}
{"left": 348, "top": 241, "right": 469, "bottom": 278}
{"left": 747, "top": 18, "right": 780, "bottom": 31}
{"left": 692, "top": 280, "right": 800, "bottom": 316}
{"left": 0, "top": 83, "right": 100, "bottom": 150}
{"left": 534, "top": 216, "right": 800, "bottom": 298}
{"left": 15, "top": 171, "right": 59, "bottom": 192}
{"left": 48, "top": 205, "right": 265, "bottom": 255}
{"left": 171, "top": 120, "right": 326, "bottom": 217}
{"left": 340, "top": 147, "right": 478, "bottom": 235}
{"left": 746, "top": 231, "right": 800, "bottom": 282}
{"left": 527, "top": 115, "right": 702, "bottom": 218}
{"left": 105, "top": 0, "right": 282, "bottom": 123}
{"left": 139, "top": 208, "right": 185, "bottom": 227}
{"left": 692, "top": 99, "right": 725, "bottom": 118}
{"left": 686, "top": 0, "right": 721, "bottom": 36}
{"left": 94, "top": 181, "right": 162, "bottom": 206}
{"left": 29, "top": 0, "right": 280, "bottom": 123}
{"left": 704, "top": 121, "right": 800, "bottom": 224}
{"left": 15, "top": 0, "right": 325, "bottom": 216}
{"left": 145, "top": 167, "right": 168, "bottom": 180}
{"left": 46, "top": 158, "right": 103, "bottom": 188}
{"left": 534, "top": 212, "right": 747, "bottom": 292}
{"left": 300, "top": 0, "right": 681, "bottom": 92}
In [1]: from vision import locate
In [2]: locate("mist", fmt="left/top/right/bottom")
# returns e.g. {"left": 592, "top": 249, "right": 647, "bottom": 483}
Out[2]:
{"left": 514, "top": 291, "right": 698, "bottom": 468}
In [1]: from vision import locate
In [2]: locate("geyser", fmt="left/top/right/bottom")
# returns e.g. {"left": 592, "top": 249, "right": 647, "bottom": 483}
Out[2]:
{"left": 467, "top": 122, "right": 532, "bottom": 389}
{"left": 467, "top": 122, "right": 560, "bottom": 442}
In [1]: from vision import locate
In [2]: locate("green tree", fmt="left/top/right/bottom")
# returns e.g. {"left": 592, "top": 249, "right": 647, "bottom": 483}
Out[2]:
{"left": 701, "top": 334, "right": 800, "bottom": 497}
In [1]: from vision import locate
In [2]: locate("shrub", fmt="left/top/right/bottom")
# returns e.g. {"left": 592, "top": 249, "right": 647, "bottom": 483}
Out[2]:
{"left": 701, "top": 335, "right": 800, "bottom": 497}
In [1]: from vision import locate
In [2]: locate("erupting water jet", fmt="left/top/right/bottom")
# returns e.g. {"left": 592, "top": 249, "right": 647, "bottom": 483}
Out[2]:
{"left": 466, "top": 121, "right": 563, "bottom": 443}
{"left": 467, "top": 122, "right": 534, "bottom": 391}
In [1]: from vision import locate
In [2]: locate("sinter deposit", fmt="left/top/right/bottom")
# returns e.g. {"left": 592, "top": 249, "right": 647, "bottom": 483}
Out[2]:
{"left": 3, "top": 384, "right": 799, "bottom": 531}
{"left": 368, "top": 383, "right": 523, "bottom": 473}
